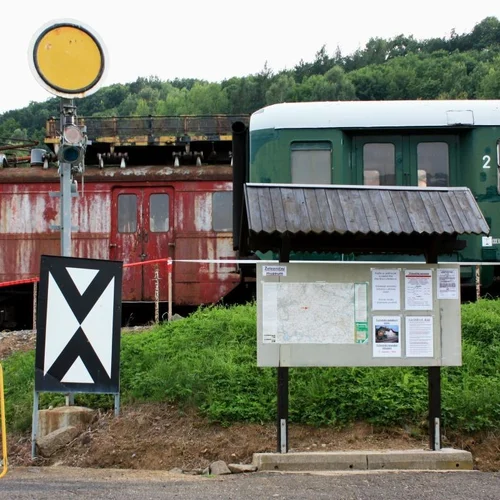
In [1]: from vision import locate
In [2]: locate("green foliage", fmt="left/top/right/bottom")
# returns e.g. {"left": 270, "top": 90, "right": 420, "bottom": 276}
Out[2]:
{"left": 2, "top": 299, "right": 500, "bottom": 434}
{"left": 2, "top": 16, "right": 500, "bottom": 137}
{"left": 2, "top": 351, "right": 35, "bottom": 432}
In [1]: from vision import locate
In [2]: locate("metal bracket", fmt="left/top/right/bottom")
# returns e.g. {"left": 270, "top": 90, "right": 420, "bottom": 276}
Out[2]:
{"left": 434, "top": 417, "right": 441, "bottom": 451}
{"left": 280, "top": 419, "right": 287, "bottom": 454}
{"left": 49, "top": 192, "right": 61, "bottom": 198}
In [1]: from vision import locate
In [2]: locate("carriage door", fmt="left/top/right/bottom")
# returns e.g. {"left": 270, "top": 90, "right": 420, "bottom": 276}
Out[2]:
{"left": 111, "top": 189, "right": 144, "bottom": 301}
{"left": 142, "top": 188, "right": 173, "bottom": 301}
{"left": 353, "top": 136, "right": 404, "bottom": 186}
{"left": 110, "top": 188, "right": 173, "bottom": 301}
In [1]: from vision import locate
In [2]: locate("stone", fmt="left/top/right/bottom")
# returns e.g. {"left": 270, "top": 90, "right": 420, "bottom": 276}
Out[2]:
{"left": 183, "top": 468, "right": 203, "bottom": 475}
{"left": 169, "top": 467, "right": 184, "bottom": 474}
{"left": 210, "top": 460, "right": 232, "bottom": 475}
{"left": 36, "top": 426, "right": 80, "bottom": 457}
{"left": 228, "top": 463, "right": 258, "bottom": 474}
{"left": 38, "top": 406, "right": 94, "bottom": 439}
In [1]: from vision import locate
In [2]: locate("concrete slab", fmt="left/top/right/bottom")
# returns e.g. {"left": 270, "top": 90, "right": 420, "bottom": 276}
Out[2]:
{"left": 366, "top": 449, "right": 473, "bottom": 471}
{"left": 252, "top": 449, "right": 473, "bottom": 472}
{"left": 253, "top": 452, "right": 368, "bottom": 472}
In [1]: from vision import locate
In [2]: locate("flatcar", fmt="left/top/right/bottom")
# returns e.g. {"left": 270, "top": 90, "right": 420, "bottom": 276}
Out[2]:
{"left": 237, "top": 100, "right": 500, "bottom": 296}
{"left": 0, "top": 115, "right": 251, "bottom": 328}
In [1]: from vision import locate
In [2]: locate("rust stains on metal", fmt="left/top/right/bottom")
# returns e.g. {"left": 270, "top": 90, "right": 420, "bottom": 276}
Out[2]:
{"left": 0, "top": 166, "right": 232, "bottom": 184}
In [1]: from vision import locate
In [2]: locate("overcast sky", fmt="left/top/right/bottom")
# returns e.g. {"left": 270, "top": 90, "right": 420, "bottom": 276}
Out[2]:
{"left": 1, "top": 0, "right": 499, "bottom": 113}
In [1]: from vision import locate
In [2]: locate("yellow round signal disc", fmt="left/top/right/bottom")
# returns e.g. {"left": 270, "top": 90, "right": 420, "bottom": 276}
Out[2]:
{"left": 31, "top": 21, "right": 106, "bottom": 96}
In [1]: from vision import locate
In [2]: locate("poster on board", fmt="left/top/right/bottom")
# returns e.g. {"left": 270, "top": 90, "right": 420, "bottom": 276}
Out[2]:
{"left": 373, "top": 316, "right": 401, "bottom": 358}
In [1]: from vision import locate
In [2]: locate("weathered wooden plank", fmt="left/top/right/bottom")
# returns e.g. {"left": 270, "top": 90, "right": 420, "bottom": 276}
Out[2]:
{"left": 443, "top": 192, "right": 468, "bottom": 234}
{"left": 379, "top": 190, "right": 403, "bottom": 234}
{"left": 453, "top": 190, "right": 490, "bottom": 234}
{"left": 401, "top": 191, "right": 433, "bottom": 234}
{"left": 245, "top": 186, "right": 263, "bottom": 233}
{"left": 256, "top": 187, "right": 275, "bottom": 233}
{"left": 313, "top": 189, "right": 336, "bottom": 233}
{"left": 366, "top": 190, "right": 391, "bottom": 234}
{"left": 324, "top": 190, "right": 348, "bottom": 234}
{"left": 280, "top": 187, "right": 309, "bottom": 233}
{"left": 337, "top": 189, "right": 368, "bottom": 233}
{"left": 439, "top": 192, "right": 465, "bottom": 234}
{"left": 424, "top": 191, "right": 454, "bottom": 234}
{"left": 419, "top": 191, "right": 444, "bottom": 234}
{"left": 388, "top": 191, "right": 413, "bottom": 234}
{"left": 270, "top": 187, "right": 287, "bottom": 234}
{"left": 303, "top": 188, "right": 325, "bottom": 233}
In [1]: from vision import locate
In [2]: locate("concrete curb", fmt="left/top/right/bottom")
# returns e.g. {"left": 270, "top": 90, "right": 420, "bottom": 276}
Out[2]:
{"left": 252, "top": 449, "right": 473, "bottom": 472}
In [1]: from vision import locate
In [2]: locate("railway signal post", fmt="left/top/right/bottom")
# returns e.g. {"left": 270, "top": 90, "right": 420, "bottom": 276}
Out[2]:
{"left": 28, "top": 20, "right": 108, "bottom": 427}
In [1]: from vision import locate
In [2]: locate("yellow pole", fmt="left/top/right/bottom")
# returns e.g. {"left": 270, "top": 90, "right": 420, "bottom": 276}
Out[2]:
{"left": 0, "top": 364, "right": 7, "bottom": 478}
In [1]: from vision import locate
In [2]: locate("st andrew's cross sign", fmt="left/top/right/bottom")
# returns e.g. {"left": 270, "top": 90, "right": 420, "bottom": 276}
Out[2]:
{"left": 35, "top": 255, "right": 122, "bottom": 394}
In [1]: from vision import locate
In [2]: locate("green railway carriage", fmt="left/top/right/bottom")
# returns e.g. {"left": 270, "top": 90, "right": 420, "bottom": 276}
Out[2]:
{"left": 248, "top": 100, "right": 500, "bottom": 294}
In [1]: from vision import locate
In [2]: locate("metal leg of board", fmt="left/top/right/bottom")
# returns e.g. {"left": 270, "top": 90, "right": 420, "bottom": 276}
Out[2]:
{"left": 277, "top": 367, "right": 289, "bottom": 453}
{"left": 114, "top": 393, "right": 120, "bottom": 417}
{"left": 428, "top": 366, "right": 441, "bottom": 450}
{"left": 31, "top": 390, "right": 39, "bottom": 459}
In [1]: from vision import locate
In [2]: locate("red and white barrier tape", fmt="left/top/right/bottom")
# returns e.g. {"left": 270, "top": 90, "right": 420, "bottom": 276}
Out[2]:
{"left": 0, "top": 258, "right": 497, "bottom": 289}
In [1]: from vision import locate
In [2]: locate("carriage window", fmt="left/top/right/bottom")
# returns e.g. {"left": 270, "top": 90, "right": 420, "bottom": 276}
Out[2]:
{"left": 150, "top": 194, "right": 170, "bottom": 232}
{"left": 417, "top": 142, "right": 449, "bottom": 187}
{"left": 363, "top": 143, "right": 395, "bottom": 185}
{"left": 291, "top": 142, "right": 331, "bottom": 184}
{"left": 118, "top": 194, "right": 137, "bottom": 233}
{"left": 212, "top": 192, "right": 232, "bottom": 231}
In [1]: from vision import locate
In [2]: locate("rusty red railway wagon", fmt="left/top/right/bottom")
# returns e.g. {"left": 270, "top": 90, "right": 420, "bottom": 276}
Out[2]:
{"left": 0, "top": 115, "right": 251, "bottom": 328}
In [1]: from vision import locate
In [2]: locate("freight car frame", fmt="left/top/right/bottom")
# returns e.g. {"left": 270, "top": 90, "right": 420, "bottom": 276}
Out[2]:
{"left": 0, "top": 115, "right": 251, "bottom": 329}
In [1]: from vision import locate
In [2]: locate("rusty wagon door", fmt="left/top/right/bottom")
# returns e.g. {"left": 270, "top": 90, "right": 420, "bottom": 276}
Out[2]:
{"left": 110, "top": 188, "right": 173, "bottom": 301}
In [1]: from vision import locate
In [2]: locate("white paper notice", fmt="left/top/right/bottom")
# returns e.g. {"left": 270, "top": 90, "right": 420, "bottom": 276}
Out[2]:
{"left": 437, "top": 268, "right": 459, "bottom": 300}
{"left": 262, "top": 283, "right": 278, "bottom": 343}
{"left": 405, "top": 316, "right": 434, "bottom": 357}
{"left": 405, "top": 270, "right": 433, "bottom": 310}
{"left": 372, "top": 269, "right": 400, "bottom": 310}
{"left": 373, "top": 316, "right": 401, "bottom": 357}
{"left": 263, "top": 265, "right": 287, "bottom": 277}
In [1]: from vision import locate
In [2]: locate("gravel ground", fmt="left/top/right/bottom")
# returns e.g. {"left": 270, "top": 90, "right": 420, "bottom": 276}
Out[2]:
{"left": 1, "top": 468, "right": 499, "bottom": 500}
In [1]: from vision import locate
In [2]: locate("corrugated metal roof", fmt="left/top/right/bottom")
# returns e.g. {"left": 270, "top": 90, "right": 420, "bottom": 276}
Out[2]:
{"left": 244, "top": 184, "right": 490, "bottom": 237}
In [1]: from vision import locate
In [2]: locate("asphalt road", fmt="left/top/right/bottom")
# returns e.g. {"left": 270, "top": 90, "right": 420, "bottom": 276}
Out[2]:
{"left": 1, "top": 468, "right": 499, "bottom": 500}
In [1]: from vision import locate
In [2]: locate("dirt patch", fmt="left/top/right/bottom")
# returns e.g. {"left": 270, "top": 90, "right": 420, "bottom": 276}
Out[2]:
{"left": 0, "top": 330, "right": 36, "bottom": 359}
{"left": 5, "top": 402, "right": 500, "bottom": 472}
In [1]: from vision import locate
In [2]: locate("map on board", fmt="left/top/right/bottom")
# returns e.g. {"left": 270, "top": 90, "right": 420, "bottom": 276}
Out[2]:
{"left": 262, "top": 282, "right": 364, "bottom": 344}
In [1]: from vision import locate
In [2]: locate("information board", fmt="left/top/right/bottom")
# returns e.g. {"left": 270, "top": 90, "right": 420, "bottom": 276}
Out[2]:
{"left": 257, "top": 263, "right": 461, "bottom": 367}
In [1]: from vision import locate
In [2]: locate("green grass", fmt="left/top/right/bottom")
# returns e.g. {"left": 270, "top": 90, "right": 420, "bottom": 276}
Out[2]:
{"left": 2, "top": 300, "right": 500, "bottom": 433}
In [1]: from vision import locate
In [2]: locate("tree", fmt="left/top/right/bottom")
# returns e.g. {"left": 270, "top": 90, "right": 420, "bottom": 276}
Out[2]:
{"left": 297, "top": 66, "right": 356, "bottom": 101}
{"left": 265, "top": 75, "right": 297, "bottom": 105}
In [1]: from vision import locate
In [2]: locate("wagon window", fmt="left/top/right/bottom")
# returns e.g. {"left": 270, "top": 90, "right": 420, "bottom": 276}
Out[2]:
{"left": 291, "top": 142, "right": 331, "bottom": 184}
{"left": 150, "top": 194, "right": 170, "bottom": 232}
{"left": 212, "top": 192, "right": 232, "bottom": 231}
{"left": 363, "top": 143, "right": 395, "bottom": 185}
{"left": 417, "top": 142, "right": 449, "bottom": 187}
{"left": 118, "top": 194, "right": 137, "bottom": 233}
